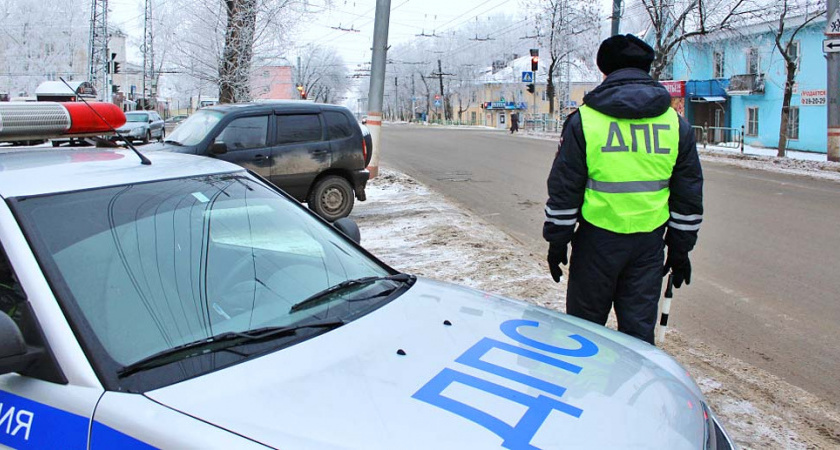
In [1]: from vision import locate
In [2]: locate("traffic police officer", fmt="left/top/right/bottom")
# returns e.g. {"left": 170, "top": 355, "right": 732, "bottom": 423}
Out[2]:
{"left": 543, "top": 34, "right": 703, "bottom": 345}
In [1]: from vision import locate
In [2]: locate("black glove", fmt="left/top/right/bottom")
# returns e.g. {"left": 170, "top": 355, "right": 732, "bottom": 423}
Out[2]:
{"left": 547, "top": 242, "right": 568, "bottom": 283}
{"left": 663, "top": 249, "right": 691, "bottom": 288}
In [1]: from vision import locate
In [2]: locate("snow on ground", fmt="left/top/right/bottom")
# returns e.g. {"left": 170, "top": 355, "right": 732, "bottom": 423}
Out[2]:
{"left": 351, "top": 168, "right": 840, "bottom": 449}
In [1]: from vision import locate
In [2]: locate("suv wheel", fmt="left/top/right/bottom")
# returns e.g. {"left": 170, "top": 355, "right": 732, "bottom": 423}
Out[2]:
{"left": 308, "top": 175, "right": 354, "bottom": 222}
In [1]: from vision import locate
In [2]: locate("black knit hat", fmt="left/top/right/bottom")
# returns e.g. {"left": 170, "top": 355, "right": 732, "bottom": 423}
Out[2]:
{"left": 596, "top": 34, "right": 655, "bottom": 75}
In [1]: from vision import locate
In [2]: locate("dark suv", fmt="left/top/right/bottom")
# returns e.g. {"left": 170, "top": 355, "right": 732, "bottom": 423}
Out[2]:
{"left": 150, "top": 102, "right": 371, "bottom": 221}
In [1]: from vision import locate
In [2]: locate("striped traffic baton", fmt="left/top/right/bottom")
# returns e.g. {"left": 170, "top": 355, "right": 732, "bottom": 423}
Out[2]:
{"left": 656, "top": 274, "right": 675, "bottom": 344}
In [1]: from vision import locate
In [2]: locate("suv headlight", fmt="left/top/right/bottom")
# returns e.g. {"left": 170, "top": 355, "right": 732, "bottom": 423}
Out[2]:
{"left": 703, "top": 402, "right": 737, "bottom": 450}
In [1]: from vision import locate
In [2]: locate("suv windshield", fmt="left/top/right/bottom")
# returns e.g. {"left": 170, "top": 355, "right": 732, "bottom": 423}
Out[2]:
{"left": 165, "top": 109, "right": 223, "bottom": 146}
{"left": 125, "top": 113, "right": 149, "bottom": 122}
{"left": 13, "top": 174, "right": 394, "bottom": 390}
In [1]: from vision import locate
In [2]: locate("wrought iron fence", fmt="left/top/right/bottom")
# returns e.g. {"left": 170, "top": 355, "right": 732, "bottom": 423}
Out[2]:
{"left": 691, "top": 125, "right": 745, "bottom": 153}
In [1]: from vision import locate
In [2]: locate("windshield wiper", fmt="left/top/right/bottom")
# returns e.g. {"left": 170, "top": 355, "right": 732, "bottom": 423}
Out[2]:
{"left": 289, "top": 273, "right": 415, "bottom": 314}
{"left": 117, "top": 319, "right": 345, "bottom": 378}
{"left": 163, "top": 139, "right": 183, "bottom": 146}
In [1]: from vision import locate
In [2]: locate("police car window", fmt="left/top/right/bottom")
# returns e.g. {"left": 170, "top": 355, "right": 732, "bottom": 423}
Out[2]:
{"left": 0, "top": 246, "right": 25, "bottom": 324}
{"left": 324, "top": 111, "right": 353, "bottom": 139}
{"left": 13, "top": 175, "right": 389, "bottom": 370}
{"left": 217, "top": 116, "right": 269, "bottom": 150}
{"left": 276, "top": 114, "right": 322, "bottom": 144}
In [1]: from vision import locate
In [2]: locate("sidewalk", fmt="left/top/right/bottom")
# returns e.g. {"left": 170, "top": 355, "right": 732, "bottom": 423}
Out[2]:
{"left": 351, "top": 168, "right": 840, "bottom": 449}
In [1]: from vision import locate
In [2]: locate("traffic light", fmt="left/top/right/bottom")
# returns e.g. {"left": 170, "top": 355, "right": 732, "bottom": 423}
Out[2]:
{"left": 296, "top": 83, "right": 305, "bottom": 99}
{"left": 113, "top": 62, "right": 121, "bottom": 74}
{"left": 530, "top": 48, "right": 539, "bottom": 72}
{"left": 526, "top": 83, "right": 535, "bottom": 94}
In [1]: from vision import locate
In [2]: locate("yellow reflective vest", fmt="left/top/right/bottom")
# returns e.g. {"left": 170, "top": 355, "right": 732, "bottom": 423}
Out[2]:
{"left": 578, "top": 105, "right": 680, "bottom": 234}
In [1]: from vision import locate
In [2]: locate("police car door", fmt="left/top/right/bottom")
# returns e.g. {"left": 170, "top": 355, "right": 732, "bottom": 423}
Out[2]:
{"left": 0, "top": 229, "right": 103, "bottom": 449}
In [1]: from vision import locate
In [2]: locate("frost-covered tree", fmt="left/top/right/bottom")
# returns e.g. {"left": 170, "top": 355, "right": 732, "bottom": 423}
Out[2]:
{"left": 168, "top": 0, "right": 303, "bottom": 103}
{"left": 0, "top": 0, "right": 87, "bottom": 97}
{"left": 640, "top": 0, "right": 761, "bottom": 80}
{"left": 526, "top": 0, "right": 601, "bottom": 115}
{"left": 384, "top": 14, "right": 530, "bottom": 121}
{"left": 295, "top": 44, "right": 350, "bottom": 104}
{"left": 768, "top": 0, "right": 825, "bottom": 156}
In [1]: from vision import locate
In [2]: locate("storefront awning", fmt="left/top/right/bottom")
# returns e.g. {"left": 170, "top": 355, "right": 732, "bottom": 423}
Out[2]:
{"left": 690, "top": 96, "right": 726, "bottom": 103}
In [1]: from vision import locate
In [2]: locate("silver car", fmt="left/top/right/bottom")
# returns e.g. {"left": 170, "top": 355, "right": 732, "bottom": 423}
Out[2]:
{"left": 0, "top": 148, "right": 736, "bottom": 449}
{"left": 115, "top": 111, "right": 165, "bottom": 144}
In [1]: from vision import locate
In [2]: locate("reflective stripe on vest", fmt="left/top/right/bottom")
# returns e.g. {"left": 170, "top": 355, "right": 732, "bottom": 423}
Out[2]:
{"left": 579, "top": 105, "right": 680, "bottom": 234}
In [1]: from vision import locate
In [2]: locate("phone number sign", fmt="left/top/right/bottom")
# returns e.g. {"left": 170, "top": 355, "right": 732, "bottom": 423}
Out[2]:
{"left": 801, "top": 89, "right": 827, "bottom": 106}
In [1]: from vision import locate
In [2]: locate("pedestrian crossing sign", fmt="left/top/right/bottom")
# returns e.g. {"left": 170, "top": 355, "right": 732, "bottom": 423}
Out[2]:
{"left": 522, "top": 71, "right": 534, "bottom": 83}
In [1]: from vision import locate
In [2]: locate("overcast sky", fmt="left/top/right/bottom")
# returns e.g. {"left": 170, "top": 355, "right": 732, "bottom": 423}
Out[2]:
{"left": 110, "top": 0, "right": 622, "bottom": 66}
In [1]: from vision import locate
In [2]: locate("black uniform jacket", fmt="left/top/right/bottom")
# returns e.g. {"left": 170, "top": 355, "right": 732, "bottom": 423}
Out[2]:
{"left": 543, "top": 68, "right": 704, "bottom": 254}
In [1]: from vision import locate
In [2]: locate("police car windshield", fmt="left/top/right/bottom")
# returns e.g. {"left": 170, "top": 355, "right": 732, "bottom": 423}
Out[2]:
{"left": 12, "top": 174, "right": 391, "bottom": 372}
{"left": 165, "top": 109, "right": 223, "bottom": 146}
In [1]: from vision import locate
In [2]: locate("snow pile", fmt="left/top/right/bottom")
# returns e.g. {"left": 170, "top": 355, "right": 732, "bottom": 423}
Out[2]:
{"left": 351, "top": 168, "right": 840, "bottom": 449}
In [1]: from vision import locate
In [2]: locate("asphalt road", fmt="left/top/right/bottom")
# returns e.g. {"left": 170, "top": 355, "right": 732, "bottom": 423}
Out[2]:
{"left": 380, "top": 124, "right": 840, "bottom": 404}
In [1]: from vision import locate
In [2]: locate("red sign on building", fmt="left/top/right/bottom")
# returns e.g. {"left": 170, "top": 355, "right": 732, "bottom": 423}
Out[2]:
{"left": 660, "top": 80, "right": 686, "bottom": 98}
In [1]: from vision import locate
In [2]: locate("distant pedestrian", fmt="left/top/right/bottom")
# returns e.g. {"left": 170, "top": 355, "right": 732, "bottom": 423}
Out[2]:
{"left": 543, "top": 34, "right": 703, "bottom": 345}
{"left": 510, "top": 113, "right": 519, "bottom": 134}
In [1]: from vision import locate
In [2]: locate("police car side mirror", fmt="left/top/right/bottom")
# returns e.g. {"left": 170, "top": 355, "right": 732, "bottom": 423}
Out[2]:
{"left": 0, "top": 312, "right": 39, "bottom": 375}
{"left": 333, "top": 218, "right": 361, "bottom": 244}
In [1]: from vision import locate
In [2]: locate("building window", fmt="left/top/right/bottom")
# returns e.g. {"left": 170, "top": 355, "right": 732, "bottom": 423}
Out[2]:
{"left": 713, "top": 50, "right": 725, "bottom": 78}
{"left": 747, "top": 48, "right": 760, "bottom": 74}
{"left": 747, "top": 107, "right": 759, "bottom": 136}
{"left": 471, "top": 111, "right": 477, "bottom": 125}
{"left": 787, "top": 106, "right": 799, "bottom": 140}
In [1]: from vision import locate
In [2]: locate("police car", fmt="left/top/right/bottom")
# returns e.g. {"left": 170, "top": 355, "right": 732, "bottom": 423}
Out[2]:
{"left": 0, "top": 147, "right": 737, "bottom": 449}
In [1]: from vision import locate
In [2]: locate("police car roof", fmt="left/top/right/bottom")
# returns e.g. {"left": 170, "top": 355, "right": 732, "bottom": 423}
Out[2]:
{"left": 0, "top": 148, "right": 242, "bottom": 198}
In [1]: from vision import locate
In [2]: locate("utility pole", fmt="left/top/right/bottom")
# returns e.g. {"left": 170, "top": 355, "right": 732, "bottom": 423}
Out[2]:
{"left": 828, "top": 0, "right": 840, "bottom": 161}
{"left": 611, "top": 0, "right": 621, "bottom": 35}
{"left": 88, "top": 0, "right": 109, "bottom": 101}
{"left": 431, "top": 60, "right": 454, "bottom": 121}
{"left": 395, "top": 77, "right": 399, "bottom": 121}
{"left": 437, "top": 60, "right": 445, "bottom": 121}
{"left": 366, "top": 0, "right": 392, "bottom": 179}
{"left": 142, "top": 0, "right": 155, "bottom": 110}
{"left": 411, "top": 74, "right": 416, "bottom": 122}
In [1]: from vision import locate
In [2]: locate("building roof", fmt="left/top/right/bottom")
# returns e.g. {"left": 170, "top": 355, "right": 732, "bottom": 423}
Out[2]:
{"left": 476, "top": 54, "right": 600, "bottom": 85}
{"left": 682, "top": 13, "right": 826, "bottom": 44}
{"left": 34, "top": 81, "right": 92, "bottom": 96}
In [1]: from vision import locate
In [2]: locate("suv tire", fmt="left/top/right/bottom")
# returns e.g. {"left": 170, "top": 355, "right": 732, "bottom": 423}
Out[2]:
{"left": 308, "top": 175, "right": 354, "bottom": 222}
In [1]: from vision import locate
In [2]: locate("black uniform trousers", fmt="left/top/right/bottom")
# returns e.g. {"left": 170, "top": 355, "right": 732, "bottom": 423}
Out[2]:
{"left": 566, "top": 220, "right": 666, "bottom": 345}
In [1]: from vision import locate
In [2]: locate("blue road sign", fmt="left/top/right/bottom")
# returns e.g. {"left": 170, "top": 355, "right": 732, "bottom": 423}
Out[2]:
{"left": 434, "top": 99, "right": 442, "bottom": 107}
{"left": 522, "top": 71, "right": 534, "bottom": 83}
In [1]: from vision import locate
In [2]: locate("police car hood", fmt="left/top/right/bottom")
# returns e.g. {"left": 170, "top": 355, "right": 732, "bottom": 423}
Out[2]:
{"left": 582, "top": 68, "right": 672, "bottom": 119}
{"left": 145, "top": 278, "right": 708, "bottom": 450}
